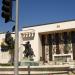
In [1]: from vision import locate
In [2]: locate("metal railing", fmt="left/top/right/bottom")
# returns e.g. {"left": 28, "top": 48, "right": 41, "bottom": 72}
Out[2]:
{"left": 0, "top": 65, "right": 70, "bottom": 75}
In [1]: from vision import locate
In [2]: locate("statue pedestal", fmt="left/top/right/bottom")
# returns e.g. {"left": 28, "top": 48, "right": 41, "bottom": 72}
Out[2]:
{"left": 20, "top": 57, "right": 39, "bottom": 66}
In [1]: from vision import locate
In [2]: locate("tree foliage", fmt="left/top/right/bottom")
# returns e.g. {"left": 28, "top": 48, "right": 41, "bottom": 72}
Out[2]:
{"left": 1, "top": 31, "right": 15, "bottom": 52}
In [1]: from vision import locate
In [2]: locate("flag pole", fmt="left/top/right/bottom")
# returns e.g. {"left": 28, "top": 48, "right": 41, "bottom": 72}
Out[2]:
{"left": 14, "top": 0, "right": 19, "bottom": 75}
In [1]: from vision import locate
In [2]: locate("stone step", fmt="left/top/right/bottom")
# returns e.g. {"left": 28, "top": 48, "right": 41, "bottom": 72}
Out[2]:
{"left": 0, "top": 71, "right": 68, "bottom": 75}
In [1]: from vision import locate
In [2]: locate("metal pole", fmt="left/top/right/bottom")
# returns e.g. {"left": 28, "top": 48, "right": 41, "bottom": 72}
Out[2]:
{"left": 28, "top": 65, "right": 30, "bottom": 75}
{"left": 14, "top": 0, "right": 19, "bottom": 75}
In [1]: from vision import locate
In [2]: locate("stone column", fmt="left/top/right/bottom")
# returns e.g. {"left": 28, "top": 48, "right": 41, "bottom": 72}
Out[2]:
{"left": 59, "top": 33, "right": 64, "bottom": 54}
{"left": 52, "top": 34, "right": 56, "bottom": 54}
{"left": 45, "top": 35, "right": 49, "bottom": 63}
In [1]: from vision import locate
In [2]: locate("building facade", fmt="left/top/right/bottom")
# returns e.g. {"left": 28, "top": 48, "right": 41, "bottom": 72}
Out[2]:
{"left": 20, "top": 20, "right": 75, "bottom": 65}
{"left": 0, "top": 20, "right": 75, "bottom": 66}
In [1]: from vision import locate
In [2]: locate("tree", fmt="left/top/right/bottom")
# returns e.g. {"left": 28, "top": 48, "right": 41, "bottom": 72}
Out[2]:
{"left": 1, "top": 31, "right": 15, "bottom": 65}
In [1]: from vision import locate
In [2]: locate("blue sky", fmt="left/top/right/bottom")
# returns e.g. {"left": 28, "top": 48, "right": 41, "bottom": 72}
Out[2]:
{"left": 0, "top": 0, "right": 75, "bottom": 32}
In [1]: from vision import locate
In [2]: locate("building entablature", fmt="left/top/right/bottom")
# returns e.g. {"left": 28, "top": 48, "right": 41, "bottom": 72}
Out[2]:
{"left": 23, "top": 20, "right": 75, "bottom": 33}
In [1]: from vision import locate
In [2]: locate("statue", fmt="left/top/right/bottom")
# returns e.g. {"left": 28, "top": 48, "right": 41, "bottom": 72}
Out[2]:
{"left": 21, "top": 41, "right": 39, "bottom": 66}
{"left": 23, "top": 41, "right": 35, "bottom": 60}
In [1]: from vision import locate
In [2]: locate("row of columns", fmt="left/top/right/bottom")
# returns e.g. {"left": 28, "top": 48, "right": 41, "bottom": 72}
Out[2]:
{"left": 41, "top": 31, "right": 75, "bottom": 62}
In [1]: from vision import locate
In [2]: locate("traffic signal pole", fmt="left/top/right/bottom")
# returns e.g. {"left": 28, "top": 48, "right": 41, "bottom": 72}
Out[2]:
{"left": 14, "top": 0, "right": 19, "bottom": 75}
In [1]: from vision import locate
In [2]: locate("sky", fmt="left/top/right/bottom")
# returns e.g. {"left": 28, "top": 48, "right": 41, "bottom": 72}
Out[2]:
{"left": 0, "top": 0, "right": 75, "bottom": 32}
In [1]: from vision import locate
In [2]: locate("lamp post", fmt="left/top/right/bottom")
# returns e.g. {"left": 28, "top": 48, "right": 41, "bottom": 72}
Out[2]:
{"left": 14, "top": 0, "right": 19, "bottom": 75}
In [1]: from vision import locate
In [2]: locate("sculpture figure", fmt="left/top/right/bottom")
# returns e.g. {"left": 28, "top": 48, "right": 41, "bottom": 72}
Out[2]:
{"left": 21, "top": 41, "right": 38, "bottom": 66}
{"left": 23, "top": 41, "right": 35, "bottom": 60}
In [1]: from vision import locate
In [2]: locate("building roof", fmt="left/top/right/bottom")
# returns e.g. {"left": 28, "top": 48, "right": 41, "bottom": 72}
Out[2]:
{"left": 23, "top": 19, "right": 75, "bottom": 28}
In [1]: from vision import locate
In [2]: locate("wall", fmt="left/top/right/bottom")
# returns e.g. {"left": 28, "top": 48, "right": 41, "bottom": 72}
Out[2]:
{"left": 22, "top": 20, "right": 75, "bottom": 62}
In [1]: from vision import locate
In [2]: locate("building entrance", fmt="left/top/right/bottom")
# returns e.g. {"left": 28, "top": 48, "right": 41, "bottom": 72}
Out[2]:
{"left": 41, "top": 31, "right": 75, "bottom": 63}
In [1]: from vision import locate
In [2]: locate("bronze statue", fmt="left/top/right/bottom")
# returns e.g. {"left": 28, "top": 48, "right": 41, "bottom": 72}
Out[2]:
{"left": 23, "top": 41, "right": 35, "bottom": 59}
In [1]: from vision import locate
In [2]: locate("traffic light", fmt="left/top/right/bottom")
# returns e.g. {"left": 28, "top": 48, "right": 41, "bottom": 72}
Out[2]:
{"left": 1, "top": 0, "right": 12, "bottom": 23}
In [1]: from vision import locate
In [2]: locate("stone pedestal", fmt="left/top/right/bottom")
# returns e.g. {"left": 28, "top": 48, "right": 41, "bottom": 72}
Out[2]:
{"left": 20, "top": 57, "right": 39, "bottom": 66}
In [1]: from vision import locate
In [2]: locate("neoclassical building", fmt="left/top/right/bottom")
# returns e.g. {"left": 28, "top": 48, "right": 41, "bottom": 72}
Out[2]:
{"left": 0, "top": 19, "right": 75, "bottom": 66}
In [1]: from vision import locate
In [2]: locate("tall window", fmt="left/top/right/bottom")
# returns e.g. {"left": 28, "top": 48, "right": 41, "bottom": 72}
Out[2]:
{"left": 71, "top": 31, "right": 75, "bottom": 60}
{"left": 41, "top": 35, "right": 45, "bottom": 62}
{"left": 48, "top": 34, "right": 52, "bottom": 61}
{"left": 55, "top": 33, "right": 60, "bottom": 54}
{"left": 63, "top": 32, "right": 68, "bottom": 54}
